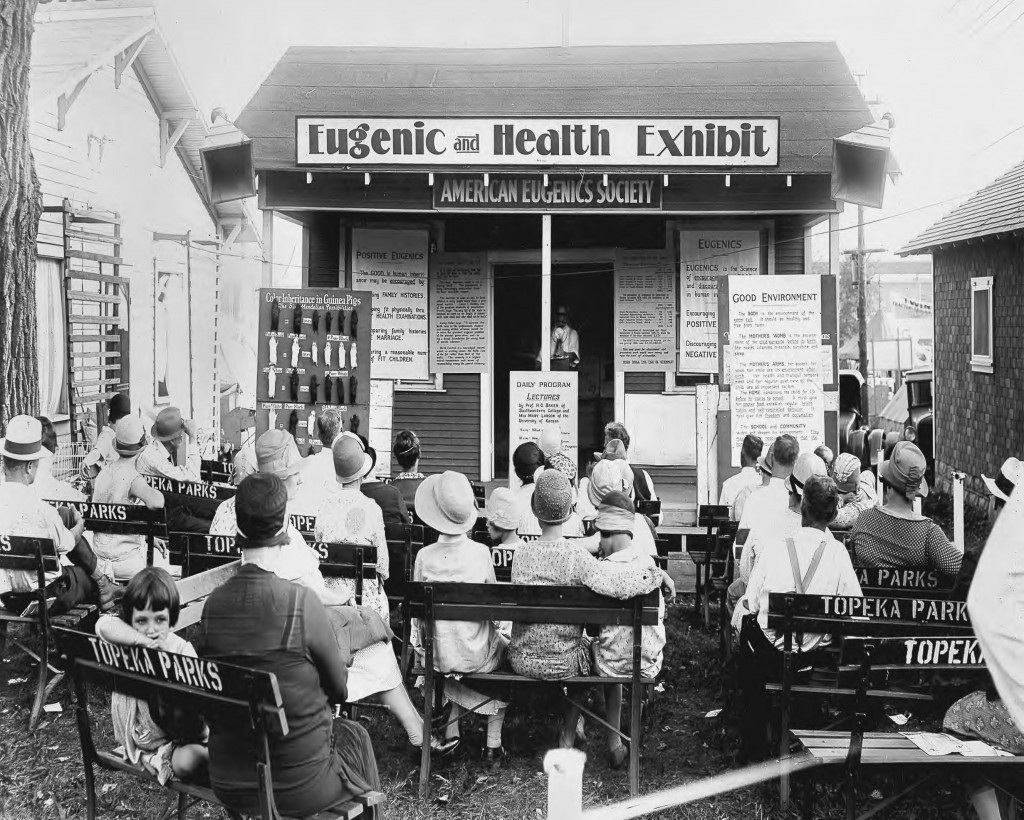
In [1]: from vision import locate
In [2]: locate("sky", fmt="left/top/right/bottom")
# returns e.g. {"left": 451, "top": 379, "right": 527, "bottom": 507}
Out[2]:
{"left": 155, "top": 0, "right": 1024, "bottom": 261}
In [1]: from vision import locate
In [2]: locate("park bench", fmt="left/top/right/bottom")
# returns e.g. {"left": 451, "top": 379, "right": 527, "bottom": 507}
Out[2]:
{"left": 143, "top": 475, "right": 235, "bottom": 534}
{"left": 54, "top": 626, "right": 385, "bottom": 820}
{"left": 0, "top": 535, "right": 98, "bottom": 730}
{"left": 685, "top": 508, "right": 736, "bottom": 629}
{"left": 199, "top": 458, "right": 234, "bottom": 485}
{"left": 764, "top": 590, "right": 984, "bottom": 812}
{"left": 45, "top": 499, "right": 167, "bottom": 568}
{"left": 407, "top": 581, "right": 661, "bottom": 798}
{"left": 382, "top": 522, "right": 424, "bottom": 675}
{"left": 174, "top": 561, "right": 242, "bottom": 632}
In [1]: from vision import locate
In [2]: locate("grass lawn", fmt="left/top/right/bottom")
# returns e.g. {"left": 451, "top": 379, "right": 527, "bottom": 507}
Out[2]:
{"left": 0, "top": 498, "right": 999, "bottom": 819}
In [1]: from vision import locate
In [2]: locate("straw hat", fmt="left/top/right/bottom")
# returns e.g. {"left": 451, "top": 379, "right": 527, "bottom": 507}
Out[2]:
{"left": 113, "top": 417, "right": 147, "bottom": 458}
{"left": 982, "top": 457, "right": 1023, "bottom": 503}
{"left": 786, "top": 452, "right": 829, "bottom": 497}
{"left": 486, "top": 487, "right": 521, "bottom": 531}
{"left": 0, "top": 415, "right": 45, "bottom": 461}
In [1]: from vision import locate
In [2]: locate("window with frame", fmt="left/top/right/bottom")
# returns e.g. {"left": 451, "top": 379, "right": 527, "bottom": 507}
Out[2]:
{"left": 971, "top": 275, "right": 994, "bottom": 373}
{"left": 394, "top": 374, "right": 445, "bottom": 392}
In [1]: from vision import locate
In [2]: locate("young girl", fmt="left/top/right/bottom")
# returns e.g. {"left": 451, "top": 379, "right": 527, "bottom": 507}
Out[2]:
{"left": 95, "top": 567, "right": 208, "bottom": 784}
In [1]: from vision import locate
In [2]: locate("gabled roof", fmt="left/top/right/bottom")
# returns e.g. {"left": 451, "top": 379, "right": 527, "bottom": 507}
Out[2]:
{"left": 237, "top": 41, "right": 872, "bottom": 175}
{"left": 31, "top": 4, "right": 258, "bottom": 243}
{"left": 900, "top": 157, "right": 1024, "bottom": 254}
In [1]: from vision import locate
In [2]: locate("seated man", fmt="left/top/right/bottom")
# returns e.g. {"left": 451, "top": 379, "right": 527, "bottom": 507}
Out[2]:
{"left": 593, "top": 491, "right": 668, "bottom": 769}
{"left": 0, "top": 416, "right": 118, "bottom": 613}
{"left": 33, "top": 416, "right": 85, "bottom": 502}
{"left": 736, "top": 475, "right": 862, "bottom": 761}
{"left": 136, "top": 407, "right": 201, "bottom": 482}
{"left": 829, "top": 452, "right": 877, "bottom": 530}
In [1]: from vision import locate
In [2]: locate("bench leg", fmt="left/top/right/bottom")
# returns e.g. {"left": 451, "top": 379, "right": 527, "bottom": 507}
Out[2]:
{"left": 0, "top": 619, "right": 8, "bottom": 653}
{"left": 418, "top": 670, "right": 433, "bottom": 799}
{"left": 629, "top": 684, "right": 641, "bottom": 797}
{"left": 29, "top": 648, "right": 49, "bottom": 732}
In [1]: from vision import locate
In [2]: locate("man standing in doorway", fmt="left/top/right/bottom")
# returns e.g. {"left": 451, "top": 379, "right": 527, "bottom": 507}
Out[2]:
{"left": 550, "top": 305, "right": 580, "bottom": 369}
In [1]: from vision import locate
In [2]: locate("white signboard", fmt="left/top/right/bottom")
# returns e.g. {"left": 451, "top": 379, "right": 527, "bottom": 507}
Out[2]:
{"left": 298, "top": 117, "right": 780, "bottom": 168}
{"left": 728, "top": 275, "right": 824, "bottom": 465}
{"left": 509, "top": 371, "right": 578, "bottom": 488}
{"left": 368, "top": 379, "right": 394, "bottom": 479}
{"left": 614, "top": 250, "right": 676, "bottom": 371}
{"left": 429, "top": 253, "right": 488, "bottom": 373}
{"left": 679, "top": 230, "right": 761, "bottom": 373}
{"left": 351, "top": 228, "right": 429, "bottom": 380}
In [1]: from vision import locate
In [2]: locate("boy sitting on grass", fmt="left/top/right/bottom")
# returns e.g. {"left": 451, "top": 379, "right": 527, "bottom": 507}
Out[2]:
{"left": 94, "top": 567, "right": 208, "bottom": 784}
{"left": 594, "top": 491, "right": 668, "bottom": 768}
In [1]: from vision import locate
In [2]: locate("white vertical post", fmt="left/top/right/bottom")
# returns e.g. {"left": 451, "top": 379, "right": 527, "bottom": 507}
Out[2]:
{"left": 953, "top": 471, "right": 965, "bottom": 551}
{"left": 876, "top": 447, "right": 885, "bottom": 506}
{"left": 913, "top": 496, "right": 922, "bottom": 516}
{"left": 828, "top": 213, "right": 841, "bottom": 277}
{"left": 261, "top": 209, "right": 275, "bottom": 288}
{"left": 544, "top": 749, "right": 585, "bottom": 820}
{"left": 541, "top": 214, "right": 552, "bottom": 370}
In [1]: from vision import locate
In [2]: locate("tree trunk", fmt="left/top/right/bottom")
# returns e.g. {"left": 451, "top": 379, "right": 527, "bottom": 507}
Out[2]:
{"left": 0, "top": 0, "right": 42, "bottom": 428}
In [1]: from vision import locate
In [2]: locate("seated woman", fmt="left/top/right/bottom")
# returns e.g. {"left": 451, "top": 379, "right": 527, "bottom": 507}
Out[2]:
{"left": 391, "top": 429, "right": 426, "bottom": 510}
{"left": 414, "top": 471, "right": 510, "bottom": 767}
{"left": 508, "top": 469, "right": 670, "bottom": 749}
{"left": 91, "top": 416, "right": 165, "bottom": 580}
{"left": 850, "top": 441, "right": 962, "bottom": 580}
{"left": 592, "top": 492, "right": 668, "bottom": 769}
{"left": 195, "top": 474, "right": 382, "bottom": 817}
{"left": 737, "top": 475, "right": 862, "bottom": 761}
{"left": 512, "top": 441, "right": 547, "bottom": 538}
{"left": 486, "top": 487, "right": 524, "bottom": 550}
{"left": 96, "top": 567, "right": 207, "bottom": 785}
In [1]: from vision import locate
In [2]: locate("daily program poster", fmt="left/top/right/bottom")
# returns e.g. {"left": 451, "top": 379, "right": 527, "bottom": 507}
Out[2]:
{"left": 679, "top": 229, "right": 761, "bottom": 372}
{"left": 718, "top": 275, "right": 838, "bottom": 468}
{"left": 508, "top": 371, "right": 578, "bottom": 488}
{"left": 256, "top": 288, "right": 372, "bottom": 451}
{"left": 351, "top": 228, "right": 430, "bottom": 381}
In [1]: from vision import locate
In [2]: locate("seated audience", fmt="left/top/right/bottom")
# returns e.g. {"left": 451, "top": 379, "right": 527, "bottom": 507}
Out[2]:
{"left": 136, "top": 407, "right": 201, "bottom": 482}
{"left": 829, "top": 452, "right": 877, "bottom": 530}
{"left": 981, "top": 456, "right": 1021, "bottom": 518}
{"left": 733, "top": 445, "right": 774, "bottom": 523}
{"left": 302, "top": 406, "right": 346, "bottom": 492}
{"left": 603, "top": 422, "right": 659, "bottom": 521}
{"left": 210, "top": 436, "right": 455, "bottom": 757}
{"left": 95, "top": 567, "right": 208, "bottom": 784}
{"left": 230, "top": 441, "right": 257, "bottom": 486}
{"left": 195, "top": 474, "right": 383, "bottom": 816}
{"left": 81, "top": 393, "right": 130, "bottom": 479}
{"left": 392, "top": 429, "right": 426, "bottom": 509}
{"left": 814, "top": 444, "right": 835, "bottom": 475}
{"left": 579, "top": 459, "right": 656, "bottom": 555}
{"left": 33, "top": 416, "right": 85, "bottom": 502}
{"left": 0, "top": 415, "right": 119, "bottom": 612}
{"left": 513, "top": 441, "right": 548, "bottom": 537}
{"left": 486, "top": 487, "right": 524, "bottom": 551}
{"left": 414, "top": 471, "right": 509, "bottom": 765}
{"left": 737, "top": 434, "right": 799, "bottom": 539}
{"left": 91, "top": 417, "right": 166, "bottom": 581}
{"left": 850, "top": 441, "right": 962, "bottom": 579}
{"left": 720, "top": 434, "right": 763, "bottom": 510}
{"left": 508, "top": 469, "right": 669, "bottom": 748}
{"left": 593, "top": 491, "right": 668, "bottom": 769}
{"left": 359, "top": 440, "right": 411, "bottom": 525}
{"left": 737, "top": 475, "right": 862, "bottom": 760}
{"left": 539, "top": 423, "right": 577, "bottom": 486}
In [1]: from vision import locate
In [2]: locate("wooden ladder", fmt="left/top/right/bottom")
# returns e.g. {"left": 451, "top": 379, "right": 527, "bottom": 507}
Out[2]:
{"left": 60, "top": 200, "right": 129, "bottom": 441}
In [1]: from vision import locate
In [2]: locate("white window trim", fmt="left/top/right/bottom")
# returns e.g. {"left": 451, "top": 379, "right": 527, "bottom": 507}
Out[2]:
{"left": 971, "top": 275, "right": 994, "bottom": 374}
{"left": 394, "top": 374, "right": 445, "bottom": 393}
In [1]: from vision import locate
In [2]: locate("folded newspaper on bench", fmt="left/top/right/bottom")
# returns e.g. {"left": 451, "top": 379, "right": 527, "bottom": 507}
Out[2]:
{"left": 900, "top": 732, "right": 1014, "bottom": 757}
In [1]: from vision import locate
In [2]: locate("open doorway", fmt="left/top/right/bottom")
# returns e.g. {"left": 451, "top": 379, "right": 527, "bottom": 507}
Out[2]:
{"left": 492, "top": 262, "right": 614, "bottom": 479}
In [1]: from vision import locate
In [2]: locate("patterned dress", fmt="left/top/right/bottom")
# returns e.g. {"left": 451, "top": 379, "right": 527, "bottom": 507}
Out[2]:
{"left": 944, "top": 691, "right": 1024, "bottom": 753}
{"left": 508, "top": 538, "right": 662, "bottom": 679}
{"left": 850, "top": 506, "right": 963, "bottom": 577}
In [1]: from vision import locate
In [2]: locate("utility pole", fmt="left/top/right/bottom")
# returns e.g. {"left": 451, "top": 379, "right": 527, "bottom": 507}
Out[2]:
{"left": 844, "top": 211, "right": 885, "bottom": 423}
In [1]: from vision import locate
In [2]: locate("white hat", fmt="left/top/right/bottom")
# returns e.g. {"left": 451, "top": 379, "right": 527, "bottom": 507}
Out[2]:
{"left": 982, "top": 457, "right": 1023, "bottom": 503}
{"left": 0, "top": 415, "right": 45, "bottom": 462}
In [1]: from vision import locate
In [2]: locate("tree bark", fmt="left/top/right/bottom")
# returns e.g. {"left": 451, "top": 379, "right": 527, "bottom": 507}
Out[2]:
{"left": 0, "top": 0, "right": 42, "bottom": 427}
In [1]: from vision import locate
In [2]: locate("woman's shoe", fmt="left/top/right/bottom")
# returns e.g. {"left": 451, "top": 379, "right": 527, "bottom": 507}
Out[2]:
{"left": 410, "top": 734, "right": 460, "bottom": 759}
{"left": 481, "top": 745, "right": 506, "bottom": 769}
{"left": 608, "top": 744, "right": 628, "bottom": 770}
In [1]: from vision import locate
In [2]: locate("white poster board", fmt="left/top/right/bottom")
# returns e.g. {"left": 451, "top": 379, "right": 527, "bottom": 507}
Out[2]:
{"left": 509, "top": 371, "right": 578, "bottom": 487}
{"left": 429, "top": 252, "right": 488, "bottom": 373}
{"left": 351, "top": 228, "right": 429, "bottom": 380}
{"left": 679, "top": 229, "right": 761, "bottom": 372}
{"left": 368, "top": 379, "right": 394, "bottom": 479}
{"left": 624, "top": 393, "right": 696, "bottom": 465}
{"left": 728, "top": 275, "right": 824, "bottom": 465}
{"left": 614, "top": 250, "right": 676, "bottom": 371}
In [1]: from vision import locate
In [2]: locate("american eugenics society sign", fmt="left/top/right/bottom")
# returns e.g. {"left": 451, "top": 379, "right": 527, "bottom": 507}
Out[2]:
{"left": 296, "top": 117, "right": 780, "bottom": 167}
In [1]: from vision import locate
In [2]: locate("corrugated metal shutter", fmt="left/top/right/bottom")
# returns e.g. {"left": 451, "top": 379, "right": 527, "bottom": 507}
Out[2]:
{"left": 308, "top": 216, "right": 340, "bottom": 288}
{"left": 391, "top": 373, "right": 480, "bottom": 479}
{"left": 775, "top": 218, "right": 805, "bottom": 275}
{"left": 624, "top": 372, "right": 664, "bottom": 394}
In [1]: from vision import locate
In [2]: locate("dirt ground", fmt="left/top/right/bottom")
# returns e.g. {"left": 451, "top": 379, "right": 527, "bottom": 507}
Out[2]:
{"left": 0, "top": 500, "right": 1000, "bottom": 819}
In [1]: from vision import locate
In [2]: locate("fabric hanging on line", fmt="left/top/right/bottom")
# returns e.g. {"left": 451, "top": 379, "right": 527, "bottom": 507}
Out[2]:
{"left": 36, "top": 257, "right": 66, "bottom": 418}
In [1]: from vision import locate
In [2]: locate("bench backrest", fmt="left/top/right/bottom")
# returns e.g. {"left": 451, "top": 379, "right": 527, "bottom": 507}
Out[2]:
{"left": 637, "top": 499, "right": 661, "bottom": 519}
{"left": 290, "top": 513, "right": 317, "bottom": 539}
{"left": 407, "top": 582, "right": 660, "bottom": 627}
{"left": 54, "top": 625, "right": 289, "bottom": 818}
{"left": 853, "top": 566, "right": 955, "bottom": 598}
{"left": 200, "top": 459, "right": 234, "bottom": 485}
{"left": 490, "top": 545, "right": 516, "bottom": 582}
{"left": 46, "top": 500, "right": 168, "bottom": 539}
{"left": 766, "top": 592, "right": 973, "bottom": 637}
{"left": 0, "top": 536, "right": 60, "bottom": 620}
{"left": 841, "top": 634, "right": 985, "bottom": 672}
{"left": 698, "top": 504, "right": 730, "bottom": 528}
{"left": 383, "top": 522, "right": 425, "bottom": 598}
{"left": 168, "top": 532, "right": 237, "bottom": 576}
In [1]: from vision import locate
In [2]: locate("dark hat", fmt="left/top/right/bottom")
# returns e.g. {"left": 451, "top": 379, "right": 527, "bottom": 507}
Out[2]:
{"left": 531, "top": 468, "right": 574, "bottom": 525}
{"left": 108, "top": 393, "right": 131, "bottom": 422}
{"left": 151, "top": 407, "right": 186, "bottom": 442}
{"left": 235, "top": 473, "right": 290, "bottom": 549}
{"left": 513, "top": 441, "right": 546, "bottom": 482}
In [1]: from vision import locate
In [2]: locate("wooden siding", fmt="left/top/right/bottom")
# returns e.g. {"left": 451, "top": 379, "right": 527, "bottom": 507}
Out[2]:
{"left": 306, "top": 214, "right": 341, "bottom": 287}
{"left": 624, "top": 372, "right": 665, "bottom": 394}
{"left": 774, "top": 217, "right": 806, "bottom": 274}
{"left": 391, "top": 374, "right": 481, "bottom": 480}
{"left": 238, "top": 42, "right": 872, "bottom": 176}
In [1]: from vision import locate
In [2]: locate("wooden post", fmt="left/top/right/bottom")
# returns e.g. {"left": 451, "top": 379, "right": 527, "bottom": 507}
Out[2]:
{"left": 953, "top": 472, "right": 965, "bottom": 552}
{"left": 875, "top": 447, "right": 885, "bottom": 506}
{"left": 544, "top": 749, "right": 585, "bottom": 820}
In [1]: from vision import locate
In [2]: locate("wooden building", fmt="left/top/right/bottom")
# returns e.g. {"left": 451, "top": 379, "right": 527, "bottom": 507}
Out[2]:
{"left": 237, "top": 42, "right": 875, "bottom": 521}
{"left": 900, "top": 158, "right": 1024, "bottom": 511}
{"left": 30, "top": 0, "right": 260, "bottom": 443}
